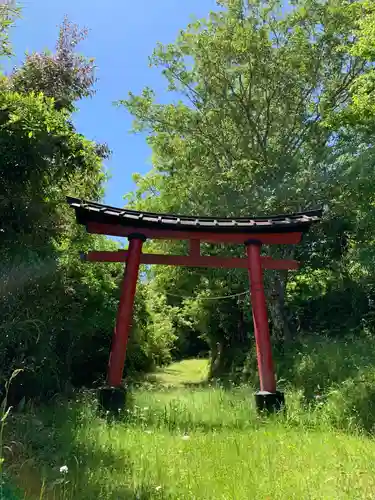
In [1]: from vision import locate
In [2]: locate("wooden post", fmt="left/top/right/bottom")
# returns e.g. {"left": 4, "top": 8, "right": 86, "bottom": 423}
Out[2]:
{"left": 107, "top": 234, "right": 145, "bottom": 387}
{"left": 245, "top": 240, "right": 285, "bottom": 412}
{"left": 246, "top": 240, "right": 276, "bottom": 393}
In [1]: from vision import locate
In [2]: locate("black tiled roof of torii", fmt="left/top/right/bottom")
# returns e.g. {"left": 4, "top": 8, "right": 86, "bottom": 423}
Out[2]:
{"left": 66, "top": 197, "right": 322, "bottom": 234}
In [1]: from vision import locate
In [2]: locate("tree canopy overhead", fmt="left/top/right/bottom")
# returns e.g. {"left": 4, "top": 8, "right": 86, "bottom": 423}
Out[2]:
{"left": 122, "top": 0, "right": 371, "bottom": 216}
{"left": 2, "top": 0, "right": 375, "bottom": 392}
{"left": 10, "top": 16, "right": 96, "bottom": 112}
{"left": 0, "top": 11, "right": 174, "bottom": 402}
{"left": 119, "top": 0, "right": 375, "bottom": 374}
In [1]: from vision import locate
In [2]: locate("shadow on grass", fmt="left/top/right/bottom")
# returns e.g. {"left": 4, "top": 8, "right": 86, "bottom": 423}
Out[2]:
{"left": 181, "top": 378, "right": 245, "bottom": 390}
{"left": 131, "top": 371, "right": 238, "bottom": 391}
{"left": 5, "top": 398, "right": 169, "bottom": 499}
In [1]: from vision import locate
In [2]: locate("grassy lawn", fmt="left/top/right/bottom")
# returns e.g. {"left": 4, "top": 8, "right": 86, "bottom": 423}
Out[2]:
{"left": 4, "top": 359, "right": 375, "bottom": 499}
{"left": 149, "top": 358, "right": 209, "bottom": 387}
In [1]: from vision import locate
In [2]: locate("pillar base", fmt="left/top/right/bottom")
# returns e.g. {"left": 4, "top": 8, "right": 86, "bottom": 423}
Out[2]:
{"left": 98, "top": 386, "right": 127, "bottom": 415}
{"left": 255, "top": 390, "right": 285, "bottom": 414}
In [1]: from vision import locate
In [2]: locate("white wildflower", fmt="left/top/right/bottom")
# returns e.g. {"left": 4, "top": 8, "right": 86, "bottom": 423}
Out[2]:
{"left": 59, "top": 465, "right": 68, "bottom": 474}
{"left": 155, "top": 485, "right": 162, "bottom": 491}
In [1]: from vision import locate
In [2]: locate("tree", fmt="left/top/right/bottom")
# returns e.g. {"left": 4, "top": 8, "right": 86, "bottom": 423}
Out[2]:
{"left": 0, "top": 91, "right": 105, "bottom": 254}
{"left": 0, "top": 11, "right": 178, "bottom": 404}
{"left": 326, "top": 1, "right": 375, "bottom": 132}
{"left": 0, "top": 3, "right": 19, "bottom": 60}
{"left": 119, "top": 0, "right": 375, "bottom": 374}
{"left": 9, "top": 16, "right": 96, "bottom": 112}
{"left": 0, "top": 88, "right": 113, "bottom": 398}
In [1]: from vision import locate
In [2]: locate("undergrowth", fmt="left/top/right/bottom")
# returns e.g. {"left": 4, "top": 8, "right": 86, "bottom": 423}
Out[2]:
{"left": 4, "top": 337, "right": 375, "bottom": 499}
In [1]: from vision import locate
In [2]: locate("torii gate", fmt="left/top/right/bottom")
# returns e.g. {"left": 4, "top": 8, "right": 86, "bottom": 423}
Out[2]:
{"left": 67, "top": 197, "right": 321, "bottom": 412}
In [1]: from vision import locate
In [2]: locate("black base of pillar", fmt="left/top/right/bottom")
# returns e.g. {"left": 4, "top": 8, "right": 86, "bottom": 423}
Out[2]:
{"left": 255, "top": 391, "right": 285, "bottom": 414}
{"left": 98, "top": 386, "right": 127, "bottom": 416}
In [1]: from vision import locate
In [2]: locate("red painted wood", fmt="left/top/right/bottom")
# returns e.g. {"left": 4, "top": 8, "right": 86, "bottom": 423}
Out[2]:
{"left": 86, "top": 221, "right": 303, "bottom": 245}
{"left": 261, "top": 256, "right": 299, "bottom": 270}
{"left": 189, "top": 239, "right": 200, "bottom": 257}
{"left": 84, "top": 250, "right": 300, "bottom": 271}
{"left": 107, "top": 237, "right": 144, "bottom": 387}
{"left": 246, "top": 243, "right": 276, "bottom": 393}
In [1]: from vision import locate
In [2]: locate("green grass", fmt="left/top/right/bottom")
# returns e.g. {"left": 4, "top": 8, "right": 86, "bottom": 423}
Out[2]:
{"left": 149, "top": 358, "right": 209, "bottom": 387}
{"left": 5, "top": 358, "right": 375, "bottom": 499}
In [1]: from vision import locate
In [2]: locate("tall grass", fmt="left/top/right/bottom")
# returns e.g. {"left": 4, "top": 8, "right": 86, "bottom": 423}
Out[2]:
{"left": 5, "top": 336, "right": 375, "bottom": 499}
{"left": 5, "top": 385, "right": 375, "bottom": 499}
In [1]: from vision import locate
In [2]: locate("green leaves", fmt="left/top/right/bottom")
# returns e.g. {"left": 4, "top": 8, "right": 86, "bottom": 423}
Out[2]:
{"left": 0, "top": 20, "right": 117, "bottom": 398}
{"left": 9, "top": 16, "right": 96, "bottom": 112}
{"left": 0, "top": 4, "right": 20, "bottom": 61}
{"left": 117, "top": 0, "right": 375, "bottom": 364}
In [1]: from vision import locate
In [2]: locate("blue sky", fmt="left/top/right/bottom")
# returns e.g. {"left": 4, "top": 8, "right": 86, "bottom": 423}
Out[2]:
{"left": 8, "top": 0, "right": 218, "bottom": 207}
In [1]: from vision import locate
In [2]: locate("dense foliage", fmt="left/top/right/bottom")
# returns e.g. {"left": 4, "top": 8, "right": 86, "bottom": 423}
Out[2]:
{"left": 5, "top": 2, "right": 375, "bottom": 496}
{"left": 2, "top": 0, "right": 375, "bottom": 403}
{"left": 121, "top": 0, "right": 375, "bottom": 376}
{"left": 0, "top": 10, "right": 173, "bottom": 405}
{"left": 9, "top": 16, "right": 96, "bottom": 112}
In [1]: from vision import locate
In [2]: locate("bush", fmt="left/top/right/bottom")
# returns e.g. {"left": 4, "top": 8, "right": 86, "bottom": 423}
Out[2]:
{"left": 323, "top": 369, "right": 375, "bottom": 432}
{"left": 0, "top": 252, "right": 176, "bottom": 404}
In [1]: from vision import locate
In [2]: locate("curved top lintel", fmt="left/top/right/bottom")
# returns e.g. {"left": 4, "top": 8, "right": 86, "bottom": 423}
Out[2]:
{"left": 66, "top": 197, "right": 322, "bottom": 240}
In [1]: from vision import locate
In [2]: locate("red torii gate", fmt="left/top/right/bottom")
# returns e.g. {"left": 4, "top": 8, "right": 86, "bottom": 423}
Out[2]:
{"left": 67, "top": 197, "right": 321, "bottom": 412}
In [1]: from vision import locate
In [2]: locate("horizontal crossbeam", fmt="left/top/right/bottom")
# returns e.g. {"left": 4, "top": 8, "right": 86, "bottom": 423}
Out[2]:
{"left": 86, "top": 222, "right": 303, "bottom": 245}
{"left": 82, "top": 251, "right": 300, "bottom": 271}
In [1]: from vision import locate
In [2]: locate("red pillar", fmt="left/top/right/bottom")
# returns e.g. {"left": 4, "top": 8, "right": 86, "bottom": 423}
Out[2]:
{"left": 246, "top": 240, "right": 276, "bottom": 393}
{"left": 107, "top": 234, "right": 145, "bottom": 387}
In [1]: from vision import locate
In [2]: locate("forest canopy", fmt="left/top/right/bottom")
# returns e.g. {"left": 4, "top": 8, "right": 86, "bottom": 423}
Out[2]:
{"left": 2, "top": 0, "right": 375, "bottom": 397}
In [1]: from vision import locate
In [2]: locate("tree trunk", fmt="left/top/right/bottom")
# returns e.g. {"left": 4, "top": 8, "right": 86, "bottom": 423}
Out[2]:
{"left": 269, "top": 270, "right": 292, "bottom": 344}
{"left": 209, "top": 308, "right": 249, "bottom": 378}
{"left": 209, "top": 340, "right": 223, "bottom": 378}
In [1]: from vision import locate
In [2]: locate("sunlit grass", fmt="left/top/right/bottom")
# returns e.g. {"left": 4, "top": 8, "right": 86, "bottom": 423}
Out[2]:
{"left": 78, "top": 420, "right": 375, "bottom": 499}
{"left": 5, "top": 358, "right": 375, "bottom": 499}
{"left": 149, "top": 358, "right": 209, "bottom": 387}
